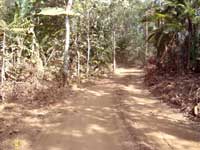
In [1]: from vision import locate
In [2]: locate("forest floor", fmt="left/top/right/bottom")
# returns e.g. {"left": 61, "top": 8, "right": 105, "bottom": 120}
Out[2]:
{"left": 0, "top": 67, "right": 200, "bottom": 150}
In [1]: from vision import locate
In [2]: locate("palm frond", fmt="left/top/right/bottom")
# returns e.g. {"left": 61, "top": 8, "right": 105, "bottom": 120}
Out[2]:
{"left": 38, "top": 7, "right": 80, "bottom": 16}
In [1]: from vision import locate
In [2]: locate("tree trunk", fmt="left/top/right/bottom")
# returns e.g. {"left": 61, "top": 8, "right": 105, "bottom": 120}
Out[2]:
{"left": 145, "top": 21, "right": 149, "bottom": 62}
{"left": 75, "top": 33, "right": 80, "bottom": 80}
{"left": 187, "top": 17, "right": 193, "bottom": 70}
{"left": 63, "top": 0, "right": 73, "bottom": 85}
{"left": 77, "top": 50, "right": 80, "bottom": 78}
{"left": 113, "top": 31, "right": 116, "bottom": 72}
{"left": 1, "top": 32, "right": 6, "bottom": 102}
{"left": 86, "top": 10, "right": 91, "bottom": 77}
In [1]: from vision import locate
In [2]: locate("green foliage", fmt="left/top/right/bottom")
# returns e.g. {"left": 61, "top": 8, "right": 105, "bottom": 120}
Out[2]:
{"left": 144, "top": 0, "right": 200, "bottom": 72}
{"left": 0, "top": 0, "right": 148, "bottom": 82}
{"left": 38, "top": 7, "right": 79, "bottom": 16}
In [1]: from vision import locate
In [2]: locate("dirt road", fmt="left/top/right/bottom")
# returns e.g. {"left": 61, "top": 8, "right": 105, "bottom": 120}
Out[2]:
{"left": 7, "top": 68, "right": 200, "bottom": 150}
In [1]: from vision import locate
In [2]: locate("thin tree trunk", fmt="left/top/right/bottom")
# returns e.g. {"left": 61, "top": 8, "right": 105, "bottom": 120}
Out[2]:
{"left": 145, "top": 22, "right": 149, "bottom": 61}
{"left": 63, "top": 0, "right": 73, "bottom": 85}
{"left": 86, "top": 10, "right": 91, "bottom": 77}
{"left": 75, "top": 33, "right": 80, "bottom": 79}
{"left": 187, "top": 17, "right": 193, "bottom": 70}
{"left": 1, "top": 32, "right": 6, "bottom": 102}
{"left": 113, "top": 31, "right": 116, "bottom": 72}
{"left": 63, "top": 16, "right": 70, "bottom": 79}
{"left": 187, "top": 34, "right": 191, "bottom": 70}
{"left": 77, "top": 50, "right": 80, "bottom": 78}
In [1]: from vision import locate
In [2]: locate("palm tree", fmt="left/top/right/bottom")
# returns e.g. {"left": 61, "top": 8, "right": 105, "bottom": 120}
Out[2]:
{"left": 144, "top": 0, "right": 198, "bottom": 72}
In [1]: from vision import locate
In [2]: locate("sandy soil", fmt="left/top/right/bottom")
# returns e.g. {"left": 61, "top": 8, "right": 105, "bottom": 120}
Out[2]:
{"left": 1, "top": 67, "right": 200, "bottom": 150}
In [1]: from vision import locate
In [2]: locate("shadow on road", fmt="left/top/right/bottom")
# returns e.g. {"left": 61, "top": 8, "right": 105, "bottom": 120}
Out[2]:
{"left": 1, "top": 67, "right": 200, "bottom": 150}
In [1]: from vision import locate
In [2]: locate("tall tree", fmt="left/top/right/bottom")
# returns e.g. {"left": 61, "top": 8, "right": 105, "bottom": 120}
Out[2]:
{"left": 63, "top": 0, "right": 73, "bottom": 84}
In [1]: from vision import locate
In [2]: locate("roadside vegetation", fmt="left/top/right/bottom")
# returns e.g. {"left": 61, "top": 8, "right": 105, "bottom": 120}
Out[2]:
{"left": 0, "top": 0, "right": 146, "bottom": 101}
{"left": 0, "top": 0, "right": 200, "bottom": 149}
{"left": 143, "top": 0, "right": 200, "bottom": 118}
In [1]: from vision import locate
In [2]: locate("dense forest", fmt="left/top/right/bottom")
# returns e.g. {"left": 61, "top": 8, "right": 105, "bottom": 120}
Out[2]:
{"left": 0, "top": 0, "right": 148, "bottom": 101}
{"left": 0, "top": 0, "right": 145, "bottom": 82}
{"left": 0, "top": 0, "right": 200, "bottom": 150}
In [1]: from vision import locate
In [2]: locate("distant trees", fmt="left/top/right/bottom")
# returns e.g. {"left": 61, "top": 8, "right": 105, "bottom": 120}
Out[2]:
{"left": 0, "top": 0, "right": 147, "bottom": 87}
